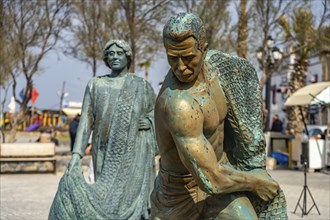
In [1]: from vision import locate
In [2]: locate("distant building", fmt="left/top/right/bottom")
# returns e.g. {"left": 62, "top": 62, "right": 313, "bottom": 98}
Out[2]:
{"left": 269, "top": 48, "right": 329, "bottom": 128}
{"left": 62, "top": 101, "right": 82, "bottom": 119}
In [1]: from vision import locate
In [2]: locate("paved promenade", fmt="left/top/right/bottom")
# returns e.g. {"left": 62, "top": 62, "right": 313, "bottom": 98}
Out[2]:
{"left": 1, "top": 168, "right": 329, "bottom": 219}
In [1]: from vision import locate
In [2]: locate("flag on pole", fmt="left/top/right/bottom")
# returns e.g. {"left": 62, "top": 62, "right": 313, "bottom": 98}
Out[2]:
{"left": 31, "top": 87, "right": 39, "bottom": 105}
{"left": 19, "top": 88, "right": 25, "bottom": 101}
{"left": 19, "top": 87, "right": 39, "bottom": 104}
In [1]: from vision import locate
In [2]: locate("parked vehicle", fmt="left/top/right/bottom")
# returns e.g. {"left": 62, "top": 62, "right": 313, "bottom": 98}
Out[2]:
{"left": 307, "top": 125, "right": 328, "bottom": 138}
{"left": 301, "top": 125, "right": 327, "bottom": 143}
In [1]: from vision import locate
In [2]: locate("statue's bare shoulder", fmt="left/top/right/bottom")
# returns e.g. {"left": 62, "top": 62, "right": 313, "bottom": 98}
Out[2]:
{"left": 156, "top": 85, "right": 203, "bottom": 138}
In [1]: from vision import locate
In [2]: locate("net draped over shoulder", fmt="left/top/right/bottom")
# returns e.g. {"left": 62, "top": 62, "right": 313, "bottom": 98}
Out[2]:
{"left": 206, "top": 50, "right": 288, "bottom": 219}
{"left": 49, "top": 74, "right": 157, "bottom": 220}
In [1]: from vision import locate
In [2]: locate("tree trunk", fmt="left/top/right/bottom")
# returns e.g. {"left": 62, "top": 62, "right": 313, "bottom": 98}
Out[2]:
{"left": 7, "top": 105, "right": 27, "bottom": 143}
{"left": 320, "top": 52, "right": 330, "bottom": 81}
{"left": 320, "top": 52, "right": 330, "bottom": 124}
{"left": 237, "top": 0, "right": 248, "bottom": 58}
{"left": 93, "top": 57, "right": 97, "bottom": 77}
{"left": 286, "top": 59, "right": 308, "bottom": 136}
{"left": 7, "top": 112, "right": 19, "bottom": 143}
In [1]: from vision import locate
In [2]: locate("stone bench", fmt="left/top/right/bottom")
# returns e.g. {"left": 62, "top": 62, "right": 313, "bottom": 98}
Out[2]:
{"left": 0, "top": 143, "right": 56, "bottom": 173}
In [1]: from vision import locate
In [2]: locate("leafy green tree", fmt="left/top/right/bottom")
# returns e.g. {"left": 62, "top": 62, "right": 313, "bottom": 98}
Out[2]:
{"left": 278, "top": 1, "right": 330, "bottom": 135}
{"left": 316, "top": 22, "right": 330, "bottom": 82}
{"left": 282, "top": 9, "right": 316, "bottom": 135}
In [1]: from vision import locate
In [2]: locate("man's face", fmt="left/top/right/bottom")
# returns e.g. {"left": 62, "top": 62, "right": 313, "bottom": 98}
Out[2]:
{"left": 106, "top": 44, "right": 128, "bottom": 71}
{"left": 165, "top": 37, "right": 205, "bottom": 83}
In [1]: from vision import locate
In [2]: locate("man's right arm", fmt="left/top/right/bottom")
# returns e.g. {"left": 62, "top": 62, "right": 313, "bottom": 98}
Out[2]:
{"left": 162, "top": 96, "right": 278, "bottom": 201}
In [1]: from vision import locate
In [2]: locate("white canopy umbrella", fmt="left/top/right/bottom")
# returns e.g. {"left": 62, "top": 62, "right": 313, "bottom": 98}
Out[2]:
{"left": 284, "top": 81, "right": 330, "bottom": 138}
{"left": 284, "top": 82, "right": 330, "bottom": 173}
{"left": 285, "top": 81, "right": 330, "bottom": 107}
{"left": 310, "top": 86, "right": 330, "bottom": 105}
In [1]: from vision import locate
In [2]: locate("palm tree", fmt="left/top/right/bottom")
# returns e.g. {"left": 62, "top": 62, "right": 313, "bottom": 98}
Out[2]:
{"left": 278, "top": 7, "right": 327, "bottom": 136}
{"left": 277, "top": 9, "right": 312, "bottom": 136}
{"left": 318, "top": 26, "right": 330, "bottom": 82}
{"left": 236, "top": 0, "right": 248, "bottom": 58}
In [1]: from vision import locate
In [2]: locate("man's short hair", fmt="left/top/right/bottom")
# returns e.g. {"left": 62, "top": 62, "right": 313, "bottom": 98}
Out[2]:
{"left": 103, "top": 40, "right": 132, "bottom": 70}
{"left": 163, "top": 13, "right": 206, "bottom": 51}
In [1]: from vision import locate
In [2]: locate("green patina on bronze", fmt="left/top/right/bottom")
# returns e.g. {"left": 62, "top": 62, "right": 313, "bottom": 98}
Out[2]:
{"left": 151, "top": 12, "right": 288, "bottom": 220}
{"left": 206, "top": 50, "right": 288, "bottom": 218}
{"left": 163, "top": 13, "right": 206, "bottom": 51}
{"left": 49, "top": 40, "right": 157, "bottom": 220}
{"left": 192, "top": 159, "right": 213, "bottom": 194}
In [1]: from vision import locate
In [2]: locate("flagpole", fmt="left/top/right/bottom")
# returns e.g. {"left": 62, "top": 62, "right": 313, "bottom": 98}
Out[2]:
{"left": 58, "top": 81, "right": 66, "bottom": 127}
{"left": 31, "top": 102, "right": 34, "bottom": 126}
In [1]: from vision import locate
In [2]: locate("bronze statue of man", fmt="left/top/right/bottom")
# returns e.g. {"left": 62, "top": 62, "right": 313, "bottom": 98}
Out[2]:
{"left": 151, "top": 13, "right": 287, "bottom": 219}
{"left": 49, "top": 40, "right": 157, "bottom": 220}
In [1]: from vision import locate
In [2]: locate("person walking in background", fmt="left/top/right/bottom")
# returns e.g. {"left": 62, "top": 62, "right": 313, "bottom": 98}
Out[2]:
{"left": 69, "top": 114, "right": 80, "bottom": 152}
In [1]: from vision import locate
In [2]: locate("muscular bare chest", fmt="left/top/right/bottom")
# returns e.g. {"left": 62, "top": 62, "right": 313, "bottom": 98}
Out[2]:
{"left": 191, "top": 77, "right": 227, "bottom": 138}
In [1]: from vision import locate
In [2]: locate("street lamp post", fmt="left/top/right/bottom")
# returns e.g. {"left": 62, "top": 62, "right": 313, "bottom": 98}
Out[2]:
{"left": 257, "top": 36, "right": 282, "bottom": 131}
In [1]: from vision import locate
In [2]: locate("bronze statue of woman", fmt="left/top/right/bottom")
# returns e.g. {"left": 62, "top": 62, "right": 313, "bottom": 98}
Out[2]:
{"left": 49, "top": 40, "right": 157, "bottom": 220}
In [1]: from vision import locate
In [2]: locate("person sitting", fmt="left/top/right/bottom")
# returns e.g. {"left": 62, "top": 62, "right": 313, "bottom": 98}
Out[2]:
{"left": 271, "top": 114, "right": 283, "bottom": 132}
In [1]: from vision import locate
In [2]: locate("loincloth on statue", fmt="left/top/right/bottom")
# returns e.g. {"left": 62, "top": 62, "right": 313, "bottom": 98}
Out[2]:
{"left": 151, "top": 165, "right": 258, "bottom": 220}
{"left": 151, "top": 165, "right": 204, "bottom": 220}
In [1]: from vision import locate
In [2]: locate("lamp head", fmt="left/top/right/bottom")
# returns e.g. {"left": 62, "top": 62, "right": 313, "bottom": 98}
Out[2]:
{"left": 272, "top": 46, "right": 282, "bottom": 61}
{"left": 267, "top": 35, "right": 274, "bottom": 48}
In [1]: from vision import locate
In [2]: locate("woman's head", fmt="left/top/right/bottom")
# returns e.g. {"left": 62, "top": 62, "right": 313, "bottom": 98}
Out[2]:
{"left": 103, "top": 40, "right": 132, "bottom": 70}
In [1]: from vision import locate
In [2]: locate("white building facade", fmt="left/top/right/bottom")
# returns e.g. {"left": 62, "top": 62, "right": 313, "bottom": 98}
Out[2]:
{"left": 268, "top": 51, "right": 327, "bottom": 130}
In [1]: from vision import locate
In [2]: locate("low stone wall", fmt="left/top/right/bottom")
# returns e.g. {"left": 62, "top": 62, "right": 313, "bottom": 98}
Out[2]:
{"left": 1, "top": 155, "right": 91, "bottom": 174}
{"left": 1, "top": 161, "right": 55, "bottom": 173}
{"left": 0, "top": 142, "right": 56, "bottom": 173}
